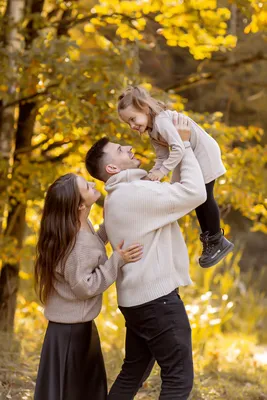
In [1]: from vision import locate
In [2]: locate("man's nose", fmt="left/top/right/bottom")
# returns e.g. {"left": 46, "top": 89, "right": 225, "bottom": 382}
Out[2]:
{"left": 124, "top": 146, "right": 132, "bottom": 152}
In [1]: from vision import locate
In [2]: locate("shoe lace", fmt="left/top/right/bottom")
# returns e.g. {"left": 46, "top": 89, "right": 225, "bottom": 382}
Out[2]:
{"left": 205, "top": 242, "right": 215, "bottom": 254}
{"left": 202, "top": 235, "right": 215, "bottom": 255}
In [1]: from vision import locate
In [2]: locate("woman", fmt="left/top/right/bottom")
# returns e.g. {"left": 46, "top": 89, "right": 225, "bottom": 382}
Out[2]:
{"left": 34, "top": 173, "right": 143, "bottom": 400}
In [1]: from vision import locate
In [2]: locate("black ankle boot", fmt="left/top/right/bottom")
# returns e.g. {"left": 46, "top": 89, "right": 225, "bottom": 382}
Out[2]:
{"left": 199, "top": 229, "right": 234, "bottom": 268}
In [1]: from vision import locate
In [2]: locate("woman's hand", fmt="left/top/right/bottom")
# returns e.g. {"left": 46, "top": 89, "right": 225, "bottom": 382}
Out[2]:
{"left": 116, "top": 241, "right": 143, "bottom": 264}
{"left": 172, "top": 114, "right": 191, "bottom": 141}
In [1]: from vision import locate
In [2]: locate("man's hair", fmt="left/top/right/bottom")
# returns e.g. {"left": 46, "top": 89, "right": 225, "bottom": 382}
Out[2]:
{"left": 85, "top": 137, "right": 110, "bottom": 180}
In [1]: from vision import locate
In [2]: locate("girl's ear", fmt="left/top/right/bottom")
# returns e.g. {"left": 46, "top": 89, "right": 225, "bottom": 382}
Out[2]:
{"left": 78, "top": 203, "right": 86, "bottom": 211}
{"left": 106, "top": 164, "right": 121, "bottom": 175}
{"left": 144, "top": 105, "right": 150, "bottom": 115}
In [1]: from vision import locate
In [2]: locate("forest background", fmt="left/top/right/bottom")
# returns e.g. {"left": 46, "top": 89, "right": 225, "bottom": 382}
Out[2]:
{"left": 0, "top": 0, "right": 267, "bottom": 398}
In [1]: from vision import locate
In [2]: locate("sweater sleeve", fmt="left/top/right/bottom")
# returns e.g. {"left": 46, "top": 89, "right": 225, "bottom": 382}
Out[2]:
{"left": 154, "top": 116, "right": 186, "bottom": 176}
{"left": 149, "top": 139, "right": 170, "bottom": 173}
{"left": 64, "top": 246, "right": 125, "bottom": 301}
{"left": 96, "top": 223, "right": 108, "bottom": 244}
{"left": 135, "top": 147, "right": 207, "bottom": 228}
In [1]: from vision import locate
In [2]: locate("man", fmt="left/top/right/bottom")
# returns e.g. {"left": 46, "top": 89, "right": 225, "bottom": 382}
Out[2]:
{"left": 85, "top": 123, "right": 206, "bottom": 399}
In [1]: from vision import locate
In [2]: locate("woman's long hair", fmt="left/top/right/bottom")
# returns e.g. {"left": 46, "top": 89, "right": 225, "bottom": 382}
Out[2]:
{"left": 34, "top": 173, "right": 82, "bottom": 304}
{"left": 117, "top": 86, "right": 167, "bottom": 118}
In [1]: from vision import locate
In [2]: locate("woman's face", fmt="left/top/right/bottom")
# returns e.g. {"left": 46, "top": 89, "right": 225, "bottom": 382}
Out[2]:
{"left": 76, "top": 176, "right": 101, "bottom": 209}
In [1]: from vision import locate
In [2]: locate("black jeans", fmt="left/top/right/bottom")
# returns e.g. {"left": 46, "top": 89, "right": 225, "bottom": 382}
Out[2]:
{"left": 108, "top": 290, "right": 193, "bottom": 400}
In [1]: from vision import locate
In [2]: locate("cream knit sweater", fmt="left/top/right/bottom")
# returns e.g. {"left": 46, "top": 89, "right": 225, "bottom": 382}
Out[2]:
{"left": 104, "top": 146, "right": 207, "bottom": 307}
{"left": 150, "top": 110, "right": 226, "bottom": 184}
{"left": 44, "top": 222, "right": 125, "bottom": 323}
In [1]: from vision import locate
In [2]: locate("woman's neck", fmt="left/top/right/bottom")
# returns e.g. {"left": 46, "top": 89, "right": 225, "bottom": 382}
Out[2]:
{"left": 79, "top": 208, "right": 91, "bottom": 231}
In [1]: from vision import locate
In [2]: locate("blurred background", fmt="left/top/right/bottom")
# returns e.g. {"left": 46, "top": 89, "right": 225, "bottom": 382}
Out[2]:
{"left": 0, "top": 0, "right": 267, "bottom": 398}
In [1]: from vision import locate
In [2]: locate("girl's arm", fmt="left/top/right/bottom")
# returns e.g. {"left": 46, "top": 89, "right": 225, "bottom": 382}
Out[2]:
{"left": 149, "top": 139, "right": 170, "bottom": 173}
{"left": 154, "top": 115, "right": 186, "bottom": 176}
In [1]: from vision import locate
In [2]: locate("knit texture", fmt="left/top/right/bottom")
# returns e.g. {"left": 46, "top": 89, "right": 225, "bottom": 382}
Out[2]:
{"left": 44, "top": 223, "right": 124, "bottom": 323}
{"left": 104, "top": 147, "right": 207, "bottom": 307}
{"left": 150, "top": 110, "right": 226, "bottom": 184}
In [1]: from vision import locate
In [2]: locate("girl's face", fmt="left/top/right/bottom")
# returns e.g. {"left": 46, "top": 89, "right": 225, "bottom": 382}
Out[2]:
{"left": 76, "top": 176, "right": 101, "bottom": 209}
{"left": 119, "top": 105, "right": 152, "bottom": 135}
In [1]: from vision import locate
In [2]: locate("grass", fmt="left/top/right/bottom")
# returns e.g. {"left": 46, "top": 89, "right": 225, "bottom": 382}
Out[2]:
{"left": 1, "top": 331, "right": 266, "bottom": 400}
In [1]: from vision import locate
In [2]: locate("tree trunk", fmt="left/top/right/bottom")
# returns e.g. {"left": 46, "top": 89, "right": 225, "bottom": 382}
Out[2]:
{"left": 0, "top": 0, "right": 26, "bottom": 233}
{"left": 0, "top": 102, "right": 36, "bottom": 332}
{"left": 0, "top": 0, "right": 72, "bottom": 331}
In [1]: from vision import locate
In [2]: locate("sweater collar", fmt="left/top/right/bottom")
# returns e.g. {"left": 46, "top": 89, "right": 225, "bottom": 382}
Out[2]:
{"left": 105, "top": 169, "right": 147, "bottom": 192}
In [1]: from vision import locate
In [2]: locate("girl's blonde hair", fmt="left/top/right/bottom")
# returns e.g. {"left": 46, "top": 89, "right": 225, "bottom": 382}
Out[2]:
{"left": 118, "top": 86, "right": 167, "bottom": 118}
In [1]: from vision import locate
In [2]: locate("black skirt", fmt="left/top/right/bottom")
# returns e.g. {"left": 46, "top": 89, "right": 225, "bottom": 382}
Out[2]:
{"left": 34, "top": 320, "right": 107, "bottom": 400}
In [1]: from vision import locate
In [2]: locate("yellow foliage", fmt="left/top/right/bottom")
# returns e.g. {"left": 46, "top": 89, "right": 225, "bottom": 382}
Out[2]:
{"left": 19, "top": 270, "right": 32, "bottom": 280}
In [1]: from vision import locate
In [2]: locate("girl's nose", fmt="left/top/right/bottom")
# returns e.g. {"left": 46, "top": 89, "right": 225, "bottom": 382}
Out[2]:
{"left": 89, "top": 182, "right": 96, "bottom": 188}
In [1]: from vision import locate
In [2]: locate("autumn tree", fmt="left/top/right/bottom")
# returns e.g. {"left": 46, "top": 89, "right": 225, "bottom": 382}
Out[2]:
{"left": 0, "top": 0, "right": 266, "bottom": 332}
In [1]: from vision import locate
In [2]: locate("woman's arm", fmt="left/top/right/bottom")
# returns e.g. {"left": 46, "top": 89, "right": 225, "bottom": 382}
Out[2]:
{"left": 64, "top": 241, "right": 142, "bottom": 300}
{"left": 96, "top": 223, "right": 108, "bottom": 244}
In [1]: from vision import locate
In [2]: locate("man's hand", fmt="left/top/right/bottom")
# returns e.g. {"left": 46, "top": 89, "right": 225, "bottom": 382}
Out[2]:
{"left": 147, "top": 170, "right": 165, "bottom": 181}
{"left": 172, "top": 113, "right": 191, "bottom": 141}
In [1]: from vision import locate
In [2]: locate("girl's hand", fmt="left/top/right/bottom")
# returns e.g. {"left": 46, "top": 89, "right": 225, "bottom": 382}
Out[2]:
{"left": 147, "top": 170, "right": 165, "bottom": 181}
{"left": 172, "top": 114, "right": 191, "bottom": 141}
{"left": 116, "top": 241, "right": 143, "bottom": 264}
{"left": 141, "top": 174, "right": 151, "bottom": 181}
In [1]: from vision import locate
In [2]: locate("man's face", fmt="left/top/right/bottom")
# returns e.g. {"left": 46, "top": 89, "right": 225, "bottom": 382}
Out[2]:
{"left": 104, "top": 142, "right": 141, "bottom": 174}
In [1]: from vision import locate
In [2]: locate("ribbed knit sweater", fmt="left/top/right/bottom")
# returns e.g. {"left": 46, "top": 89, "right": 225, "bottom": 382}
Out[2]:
{"left": 44, "top": 222, "right": 125, "bottom": 323}
{"left": 104, "top": 146, "right": 207, "bottom": 307}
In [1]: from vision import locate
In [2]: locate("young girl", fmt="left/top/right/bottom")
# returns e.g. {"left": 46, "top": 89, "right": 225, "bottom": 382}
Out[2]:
{"left": 34, "top": 173, "right": 143, "bottom": 400}
{"left": 117, "top": 86, "right": 234, "bottom": 268}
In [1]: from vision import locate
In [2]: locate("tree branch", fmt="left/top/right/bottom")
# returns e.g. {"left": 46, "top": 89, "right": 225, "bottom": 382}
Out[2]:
{"left": 1, "top": 83, "right": 59, "bottom": 110}
{"left": 14, "top": 137, "right": 50, "bottom": 155}
{"left": 166, "top": 52, "right": 267, "bottom": 93}
{"left": 41, "top": 140, "right": 72, "bottom": 154}
{"left": 35, "top": 147, "right": 73, "bottom": 163}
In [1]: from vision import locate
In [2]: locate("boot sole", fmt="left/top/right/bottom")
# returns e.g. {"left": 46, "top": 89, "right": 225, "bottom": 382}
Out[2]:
{"left": 199, "top": 242, "right": 234, "bottom": 268}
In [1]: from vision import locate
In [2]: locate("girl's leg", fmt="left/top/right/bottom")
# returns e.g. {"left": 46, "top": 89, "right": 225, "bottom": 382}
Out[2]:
{"left": 195, "top": 180, "right": 234, "bottom": 268}
{"left": 195, "top": 180, "right": 220, "bottom": 235}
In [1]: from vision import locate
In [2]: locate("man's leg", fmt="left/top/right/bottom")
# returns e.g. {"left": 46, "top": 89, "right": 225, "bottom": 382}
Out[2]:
{"left": 147, "top": 291, "right": 194, "bottom": 400}
{"left": 108, "top": 325, "right": 155, "bottom": 400}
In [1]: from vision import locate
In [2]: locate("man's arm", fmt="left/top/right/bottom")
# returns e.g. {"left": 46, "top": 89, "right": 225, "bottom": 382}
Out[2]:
{"left": 134, "top": 145, "right": 207, "bottom": 228}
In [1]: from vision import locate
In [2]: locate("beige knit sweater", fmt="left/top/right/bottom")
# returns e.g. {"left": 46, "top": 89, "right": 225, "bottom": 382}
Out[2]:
{"left": 104, "top": 146, "right": 207, "bottom": 307}
{"left": 44, "top": 222, "right": 125, "bottom": 323}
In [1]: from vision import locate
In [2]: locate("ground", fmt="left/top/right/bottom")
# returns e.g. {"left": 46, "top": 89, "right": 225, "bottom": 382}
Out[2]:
{"left": 1, "top": 332, "right": 266, "bottom": 400}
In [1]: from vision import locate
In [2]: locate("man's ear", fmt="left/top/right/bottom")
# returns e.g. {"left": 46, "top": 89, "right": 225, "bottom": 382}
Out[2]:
{"left": 106, "top": 164, "right": 121, "bottom": 175}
